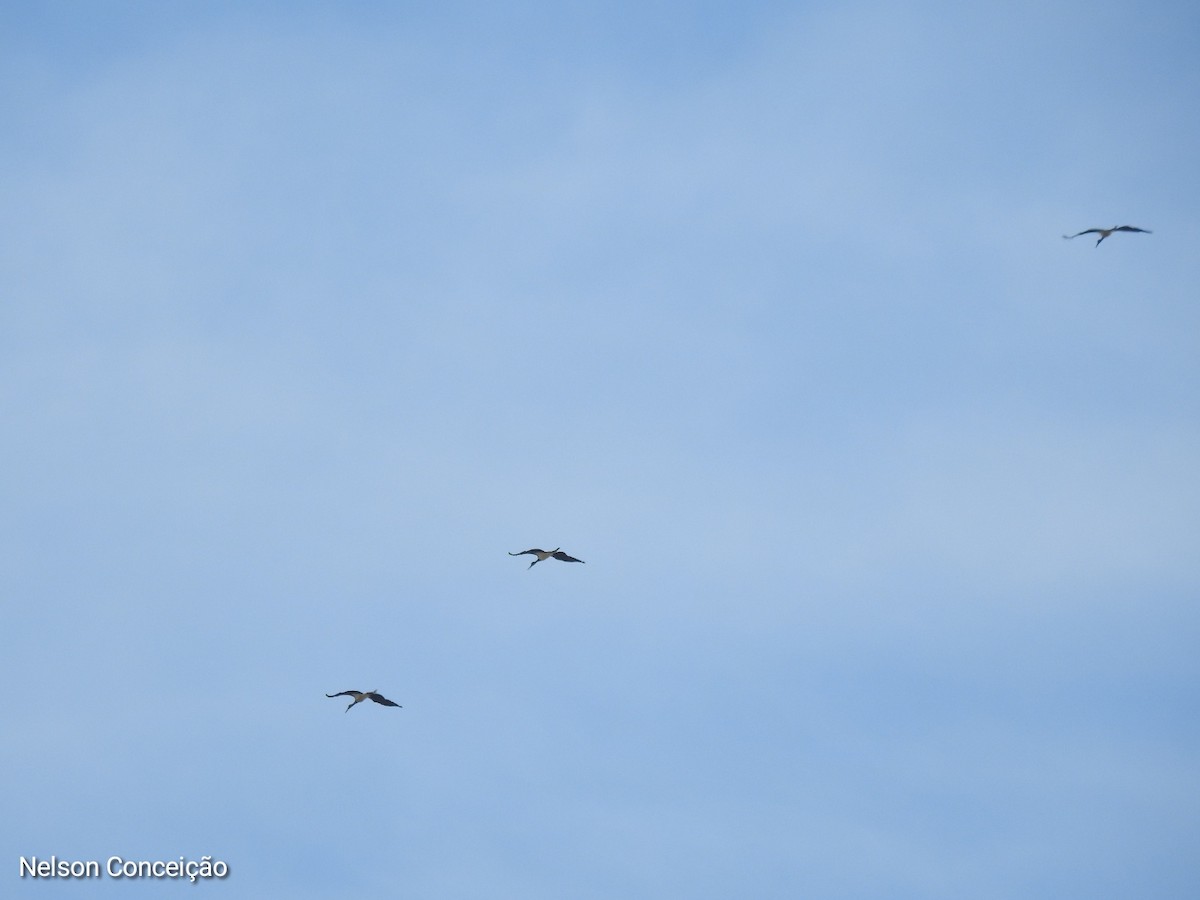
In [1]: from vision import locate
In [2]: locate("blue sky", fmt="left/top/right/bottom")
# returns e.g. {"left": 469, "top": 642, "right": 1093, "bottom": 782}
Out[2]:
{"left": 3, "top": 2, "right": 1199, "bottom": 897}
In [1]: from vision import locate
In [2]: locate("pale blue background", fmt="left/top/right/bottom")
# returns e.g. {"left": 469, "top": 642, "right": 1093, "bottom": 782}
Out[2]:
{"left": 4, "top": 2, "right": 1199, "bottom": 897}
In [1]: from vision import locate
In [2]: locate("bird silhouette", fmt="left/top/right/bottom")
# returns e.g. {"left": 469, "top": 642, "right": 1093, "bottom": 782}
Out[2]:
{"left": 1063, "top": 225, "right": 1151, "bottom": 247}
{"left": 508, "top": 548, "right": 585, "bottom": 569}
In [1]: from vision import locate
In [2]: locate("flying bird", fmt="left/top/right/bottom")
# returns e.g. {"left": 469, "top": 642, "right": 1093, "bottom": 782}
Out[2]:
{"left": 325, "top": 690, "right": 402, "bottom": 713}
{"left": 508, "top": 547, "right": 585, "bottom": 569}
{"left": 1062, "top": 225, "right": 1152, "bottom": 246}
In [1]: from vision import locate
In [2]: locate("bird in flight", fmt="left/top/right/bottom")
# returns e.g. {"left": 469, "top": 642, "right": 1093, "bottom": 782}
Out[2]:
{"left": 508, "top": 547, "right": 585, "bottom": 569}
{"left": 1062, "top": 225, "right": 1152, "bottom": 246}
{"left": 325, "top": 690, "right": 402, "bottom": 713}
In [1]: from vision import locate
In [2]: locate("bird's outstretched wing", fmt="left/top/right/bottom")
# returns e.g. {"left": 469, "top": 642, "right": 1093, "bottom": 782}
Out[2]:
{"left": 368, "top": 693, "right": 402, "bottom": 707}
{"left": 326, "top": 691, "right": 360, "bottom": 698}
{"left": 509, "top": 549, "right": 543, "bottom": 556}
{"left": 1062, "top": 229, "right": 1101, "bottom": 239}
{"left": 1114, "top": 226, "right": 1151, "bottom": 234}
{"left": 552, "top": 551, "right": 584, "bottom": 563}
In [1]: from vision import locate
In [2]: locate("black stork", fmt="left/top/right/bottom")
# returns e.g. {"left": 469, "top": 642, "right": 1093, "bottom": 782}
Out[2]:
{"left": 508, "top": 547, "right": 585, "bottom": 569}
{"left": 1062, "top": 225, "right": 1152, "bottom": 246}
{"left": 325, "top": 690, "right": 402, "bottom": 713}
